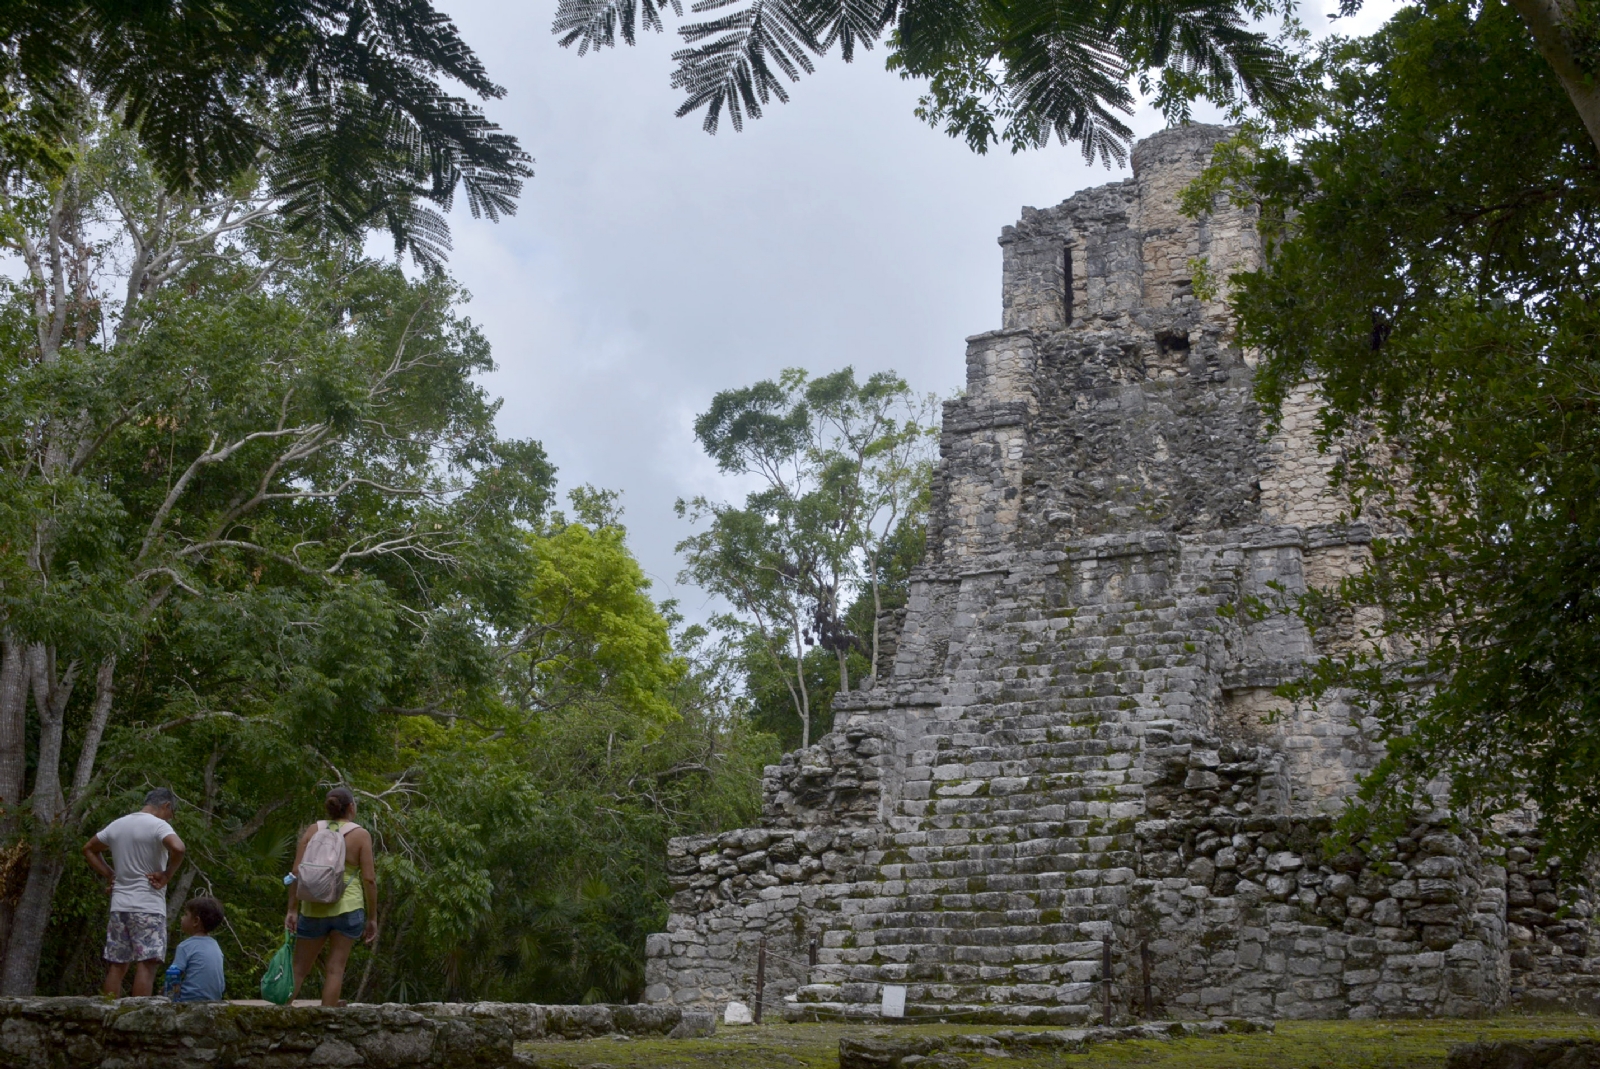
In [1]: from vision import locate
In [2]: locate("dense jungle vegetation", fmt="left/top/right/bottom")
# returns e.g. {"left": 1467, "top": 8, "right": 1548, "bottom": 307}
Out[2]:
{"left": 0, "top": 107, "right": 938, "bottom": 999}
{"left": 1, "top": 0, "right": 1595, "bottom": 1005}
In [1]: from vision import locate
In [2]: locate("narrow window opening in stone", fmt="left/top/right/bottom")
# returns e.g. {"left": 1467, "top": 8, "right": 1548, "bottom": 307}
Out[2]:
{"left": 1155, "top": 329, "right": 1191, "bottom": 355}
{"left": 1062, "top": 246, "right": 1074, "bottom": 325}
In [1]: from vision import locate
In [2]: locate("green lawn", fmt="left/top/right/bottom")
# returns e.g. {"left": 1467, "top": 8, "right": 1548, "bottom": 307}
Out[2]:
{"left": 516, "top": 1015, "right": 1600, "bottom": 1069}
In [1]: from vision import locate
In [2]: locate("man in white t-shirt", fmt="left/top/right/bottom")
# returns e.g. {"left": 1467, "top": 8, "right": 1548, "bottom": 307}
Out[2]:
{"left": 82, "top": 788, "right": 186, "bottom": 997}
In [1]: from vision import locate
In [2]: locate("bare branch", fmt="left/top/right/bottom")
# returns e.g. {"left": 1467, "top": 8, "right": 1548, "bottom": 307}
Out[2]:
{"left": 151, "top": 710, "right": 248, "bottom": 733}
{"left": 132, "top": 567, "right": 203, "bottom": 598}
{"left": 222, "top": 796, "right": 291, "bottom": 846}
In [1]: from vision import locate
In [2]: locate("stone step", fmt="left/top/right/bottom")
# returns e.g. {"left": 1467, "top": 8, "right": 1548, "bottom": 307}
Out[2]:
{"left": 810, "top": 963, "right": 1106, "bottom": 988}
{"left": 792, "top": 982, "right": 1105, "bottom": 1019}
{"left": 880, "top": 859, "right": 1138, "bottom": 882}
{"left": 844, "top": 919, "right": 1119, "bottom": 946}
{"left": 785, "top": 998, "right": 1099, "bottom": 1025}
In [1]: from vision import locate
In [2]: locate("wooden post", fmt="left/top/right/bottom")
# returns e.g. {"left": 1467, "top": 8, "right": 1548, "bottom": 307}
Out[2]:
{"left": 1102, "top": 932, "right": 1113, "bottom": 1026}
{"left": 754, "top": 935, "right": 767, "bottom": 1024}
{"left": 1141, "top": 939, "right": 1154, "bottom": 1018}
{"left": 809, "top": 938, "right": 818, "bottom": 968}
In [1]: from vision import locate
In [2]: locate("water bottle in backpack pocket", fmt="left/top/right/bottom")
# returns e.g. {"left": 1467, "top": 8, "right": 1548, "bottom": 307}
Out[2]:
{"left": 296, "top": 820, "right": 358, "bottom": 904}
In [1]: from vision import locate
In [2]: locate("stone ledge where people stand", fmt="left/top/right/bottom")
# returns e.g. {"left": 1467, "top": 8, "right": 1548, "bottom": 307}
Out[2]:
{"left": 0, "top": 996, "right": 715, "bottom": 1069}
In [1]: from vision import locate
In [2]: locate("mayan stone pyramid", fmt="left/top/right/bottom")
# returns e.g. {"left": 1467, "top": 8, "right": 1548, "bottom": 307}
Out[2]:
{"left": 645, "top": 124, "right": 1600, "bottom": 1022}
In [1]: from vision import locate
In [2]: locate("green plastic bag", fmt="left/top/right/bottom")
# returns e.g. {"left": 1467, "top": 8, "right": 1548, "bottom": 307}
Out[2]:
{"left": 260, "top": 931, "right": 295, "bottom": 1005}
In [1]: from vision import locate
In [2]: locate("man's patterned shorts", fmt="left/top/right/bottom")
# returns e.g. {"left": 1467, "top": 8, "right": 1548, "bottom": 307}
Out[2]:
{"left": 104, "top": 911, "right": 167, "bottom": 963}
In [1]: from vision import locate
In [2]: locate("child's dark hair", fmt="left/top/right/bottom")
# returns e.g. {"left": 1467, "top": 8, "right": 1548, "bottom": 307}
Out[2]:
{"left": 184, "top": 896, "right": 224, "bottom": 933}
{"left": 325, "top": 785, "right": 355, "bottom": 820}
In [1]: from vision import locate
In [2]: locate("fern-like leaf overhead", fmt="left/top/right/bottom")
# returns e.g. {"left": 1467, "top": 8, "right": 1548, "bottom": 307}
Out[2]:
{"left": 670, "top": 0, "right": 822, "bottom": 133}
{"left": 554, "top": 0, "right": 686, "bottom": 52}
{"left": 553, "top": 0, "right": 1297, "bottom": 160}
{"left": 1, "top": 0, "right": 530, "bottom": 267}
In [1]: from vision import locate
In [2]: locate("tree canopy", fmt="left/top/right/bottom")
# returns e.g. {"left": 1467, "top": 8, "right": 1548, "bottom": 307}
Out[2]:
{"left": 0, "top": 105, "right": 771, "bottom": 1000}
{"left": 1, "top": 0, "right": 531, "bottom": 267}
{"left": 1190, "top": 0, "right": 1600, "bottom": 860}
{"left": 553, "top": 0, "right": 1600, "bottom": 164}
{"left": 677, "top": 367, "right": 936, "bottom": 750}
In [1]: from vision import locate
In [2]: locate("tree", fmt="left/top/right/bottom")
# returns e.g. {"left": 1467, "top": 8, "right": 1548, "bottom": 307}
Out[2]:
{"left": 0, "top": 113, "right": 548, "bottom": 991}
{"left": 677, "top": 367, "right": 935, "bottom": 749}
{"left": 554, "top": 0, "right": 1296, "bottom": 161}
{"left": 1187, "top": 1, "right": 1600, "bottom": 860}
{"left": 1366, "top": 0, "right": 1600, "bottom": 151}
{"left": 0, "top": 0, "right": 531, "bottom": 266}
{"left": 0, "top": 101, "right": 768, "bottom": 1004}
{"left": 349, "top": 505, "right": 776, "bottom": 1003}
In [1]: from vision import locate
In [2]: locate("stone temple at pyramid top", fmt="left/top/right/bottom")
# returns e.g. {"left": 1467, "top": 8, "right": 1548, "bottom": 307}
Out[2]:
{"left": 644, "top": 124, "right": 1597, "bottom": 1024}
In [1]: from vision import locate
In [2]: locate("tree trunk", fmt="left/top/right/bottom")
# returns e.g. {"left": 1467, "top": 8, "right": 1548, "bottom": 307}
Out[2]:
{"left": 166, "top": 868, "right": 198, "bottom": 929}
{"left": 792, "top": 623, "right": 811, "bottom": 750}
{"left": 836, "top": 647, "right": 849, "bottom": 695}
{"left": 0, "top": 853, "right": 63, "bottom": 994}
{"left": 68, "top": 657, "right": 116, "bottom": 808}
{"left": 869, "top": 574, "right": 882, "bottom": 683}
{"left": 1, "top": 645, "right": 77, "bottom": 994}
{"left": 25, "top": 644, "right": 73, "bottom": 825}
{"left": 0, "top": 636, "right": 26, "bottom": 813}
{"left": 0, "top": 634, "right": 27, "bottom": 965}
{"left": 1510, "top": 0, "right": 1600, "bottom": 155}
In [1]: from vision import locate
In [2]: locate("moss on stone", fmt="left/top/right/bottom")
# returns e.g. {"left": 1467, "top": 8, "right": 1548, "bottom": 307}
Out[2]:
{"left": 515, "top": 1015, "right": 1600, "bottom": 1069}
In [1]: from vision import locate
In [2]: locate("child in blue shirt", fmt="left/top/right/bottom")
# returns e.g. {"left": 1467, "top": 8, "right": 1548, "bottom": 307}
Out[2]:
{"left": 166, "top": 896, "right": 226, "bottom": 1002}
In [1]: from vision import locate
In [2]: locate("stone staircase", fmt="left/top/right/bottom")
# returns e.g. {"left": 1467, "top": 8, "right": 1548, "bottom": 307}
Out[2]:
{"left": 787, "top": 575, "right": 1243, "bottom": 1021}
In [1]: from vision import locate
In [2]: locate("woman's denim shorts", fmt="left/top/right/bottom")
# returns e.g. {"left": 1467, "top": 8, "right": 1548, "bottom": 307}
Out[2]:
{"left": 296, "top": 908, "right": 365, "bottom": 941}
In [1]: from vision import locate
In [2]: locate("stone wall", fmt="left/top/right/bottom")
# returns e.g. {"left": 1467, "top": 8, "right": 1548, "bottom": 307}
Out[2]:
{"left": 643, "top": 123, "right": 1600, "bottom": 1023}
{"left": 0, "top": 997, "right": 714, "bottom": 1069}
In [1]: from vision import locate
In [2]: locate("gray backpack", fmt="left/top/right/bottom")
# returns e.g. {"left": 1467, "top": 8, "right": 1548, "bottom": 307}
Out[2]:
{"left": 298, "top": 821, "right": 357, "bottom": 904}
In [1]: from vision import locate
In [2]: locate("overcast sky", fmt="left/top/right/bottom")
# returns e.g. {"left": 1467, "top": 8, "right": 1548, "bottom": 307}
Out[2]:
{"left": 437, "top": 0, "right": 1398, "bottom": 621}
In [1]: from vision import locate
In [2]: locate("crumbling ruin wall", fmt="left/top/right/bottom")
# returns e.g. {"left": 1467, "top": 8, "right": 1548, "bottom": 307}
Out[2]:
{"left": 0, "top": 997, "right": 715, "bottom": 1069}
{"left": 644, "top": 123, "right": 1600, "bottom": 1022}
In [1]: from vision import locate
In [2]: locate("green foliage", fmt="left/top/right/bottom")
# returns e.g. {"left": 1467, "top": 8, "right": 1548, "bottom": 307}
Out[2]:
{"left": 554, "top": 0, "right": 1299, "bottom": 162}
{"left": 372, "top": 670, "right": 775, "bottom": 1003}
{"left": 738, "top": 641, "right": 861, "bottom": 752}
{"left": 0, "top": 1, "right": 531, "bottom": 268}
{"left": 677, "top": 367, "right": 936, "bottom": 750}
{"left": 1193, "top": 2, "right": 1600, "bottom": 859}
{"left": 0, "top": 116, "right": 767, "bottom": 1002}
{"left": 515, "top": 522, "right": 683, "bottom": 722}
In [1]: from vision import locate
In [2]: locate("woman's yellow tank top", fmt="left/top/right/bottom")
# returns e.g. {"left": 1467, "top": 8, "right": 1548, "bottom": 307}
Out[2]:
{"left": 298, "top": 821, "right": 366, "bottom": 917}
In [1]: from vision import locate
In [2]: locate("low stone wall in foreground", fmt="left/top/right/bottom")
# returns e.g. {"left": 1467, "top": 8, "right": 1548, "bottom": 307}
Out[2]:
{"left": 1447, "top": 1040, "right": 1600, "bottom": 1069}
{"left": 838, "top": 1018, "right": 1273, "bottom": 1068}
{"left": 0, "top": 997, "right": 716, "bottom": 1069}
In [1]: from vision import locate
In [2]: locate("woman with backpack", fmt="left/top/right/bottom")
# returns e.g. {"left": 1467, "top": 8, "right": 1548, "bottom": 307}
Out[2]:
{"left": 285, "top": 786, "right": 378, "bottom": 1006}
